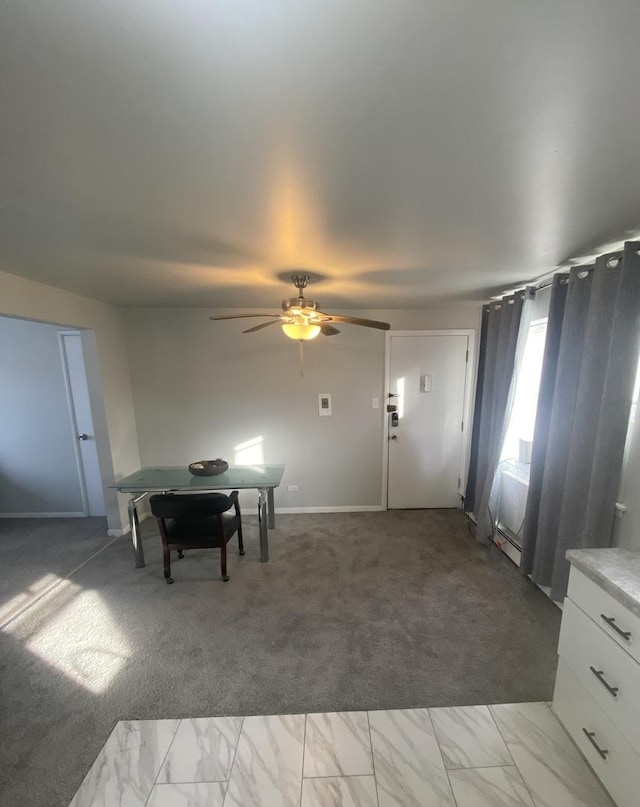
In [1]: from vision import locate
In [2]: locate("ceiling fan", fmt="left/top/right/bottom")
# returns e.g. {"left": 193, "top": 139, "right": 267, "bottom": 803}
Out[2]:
{"left": 209, "top": 274, "right": 390, "bottom": 340}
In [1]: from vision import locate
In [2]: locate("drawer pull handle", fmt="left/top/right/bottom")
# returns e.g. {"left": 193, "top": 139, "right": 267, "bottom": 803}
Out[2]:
{"left": 589, "top": 666, "right": 619, "bottom": 697}
{"left": 582, "top": 729, "right": 609, "bottom": 760}
{"left": 600, "top": 614, "right": 631, "bottom": 641}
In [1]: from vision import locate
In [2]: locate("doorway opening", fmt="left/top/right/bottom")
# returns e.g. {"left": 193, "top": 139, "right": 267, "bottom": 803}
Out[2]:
{"left": 0, "top": 316, "right": 107, "bottom": 518}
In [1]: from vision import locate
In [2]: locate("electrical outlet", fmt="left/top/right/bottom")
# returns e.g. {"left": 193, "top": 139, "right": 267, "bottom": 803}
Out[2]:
{"left": 287, "top": 485, "right": 299, "bottom": 492}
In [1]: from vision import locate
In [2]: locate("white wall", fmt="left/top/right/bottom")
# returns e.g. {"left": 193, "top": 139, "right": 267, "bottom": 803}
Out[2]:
{"left": 0, "top": 270, "right": 140, "bottom": 532}
{"left": 0, "top": 318, "right": 85, "bottom": 514}
{"left": 124, "top": 305, "right": 480, "bottom": 510}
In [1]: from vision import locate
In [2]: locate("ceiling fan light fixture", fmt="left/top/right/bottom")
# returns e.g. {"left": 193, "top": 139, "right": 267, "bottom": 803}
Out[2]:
{"left": 282, "top": 322, "right": 321, "bottom": 340}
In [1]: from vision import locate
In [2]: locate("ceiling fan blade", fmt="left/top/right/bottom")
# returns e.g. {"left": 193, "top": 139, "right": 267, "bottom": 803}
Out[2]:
{"left": 319, "top": 313, "right": 390, "bottom": 331}
{"left": 209, "top": 313, "right": 282, "bottom": 321}
{"left": 320, "top": 323, "right": 340, "bottom": 336}
{"left": 243, "top": 320, "right": 282, "bottom": 334}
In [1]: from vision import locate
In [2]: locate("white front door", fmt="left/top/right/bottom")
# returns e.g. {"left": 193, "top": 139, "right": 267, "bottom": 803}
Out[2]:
{"left": 387, "top": 333, "right": 469, "bottom": 508}
{"left": 59, "top": 332, "right": 106, "bottom": 517}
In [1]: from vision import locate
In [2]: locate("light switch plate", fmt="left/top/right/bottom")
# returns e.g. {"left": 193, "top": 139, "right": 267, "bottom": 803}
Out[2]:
{"left": 318, "top": 393, "right": 332, "bottom": 416}
{"left": 372, "top": 397, "right": 380, "bottom": 409}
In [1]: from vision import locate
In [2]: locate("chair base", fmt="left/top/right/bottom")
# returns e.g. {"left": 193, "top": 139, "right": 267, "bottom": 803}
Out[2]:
{"left": 222, "top": 575, "right": 230, "bottom": 582}
{"left": 166, "top": 577, "right": 174, "bottom": 584}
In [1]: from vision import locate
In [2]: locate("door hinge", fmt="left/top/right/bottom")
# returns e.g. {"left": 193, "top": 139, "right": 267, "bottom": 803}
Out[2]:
{"left": 461, "top": 420, "right": 464, "bottom": 432}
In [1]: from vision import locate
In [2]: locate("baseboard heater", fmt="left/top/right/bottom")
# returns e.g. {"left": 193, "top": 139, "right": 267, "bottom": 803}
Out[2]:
{"left": 495, "top": 523, "right": 522, "bottom": 551}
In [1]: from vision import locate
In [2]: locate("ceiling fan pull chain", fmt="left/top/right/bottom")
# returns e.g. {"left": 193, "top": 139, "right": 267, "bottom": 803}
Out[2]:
{"left": 299, "top": 340, "right": 305, "bottom": 377}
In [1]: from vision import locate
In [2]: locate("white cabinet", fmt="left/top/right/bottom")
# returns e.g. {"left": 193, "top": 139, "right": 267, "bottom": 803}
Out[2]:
{"left": 553, "top": 564, "right": 640, "bottom": 807}
{"left": 567, "top": 569, "right": 640, "bottom": 663}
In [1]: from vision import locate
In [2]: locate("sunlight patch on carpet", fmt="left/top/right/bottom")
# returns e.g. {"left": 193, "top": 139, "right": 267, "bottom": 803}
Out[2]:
{"left": 4, "top": 583, "right": 131, "bottom": 694}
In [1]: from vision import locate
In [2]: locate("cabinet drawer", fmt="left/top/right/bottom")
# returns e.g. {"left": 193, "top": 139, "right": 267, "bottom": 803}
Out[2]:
{"left": 559, "top": 598, "right": 640, "bottom": 753}
{"left": 568, "top": 567, "right": 640, "bottom": 666}
{"left": 553, "top": 659, "right": 640, "bottom": 807}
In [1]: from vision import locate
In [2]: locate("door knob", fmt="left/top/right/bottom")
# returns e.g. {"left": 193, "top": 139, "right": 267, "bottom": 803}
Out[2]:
{"left": 390, "top": 435, "right": 397, "bottom": 440}
{"left": 78, "top": 433, "right": 89, "bottom": 441}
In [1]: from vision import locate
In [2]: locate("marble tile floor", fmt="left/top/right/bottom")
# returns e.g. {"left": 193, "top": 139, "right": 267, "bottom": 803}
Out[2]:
{"left": 68, "top": 702, "right": 615, "bottom": 807}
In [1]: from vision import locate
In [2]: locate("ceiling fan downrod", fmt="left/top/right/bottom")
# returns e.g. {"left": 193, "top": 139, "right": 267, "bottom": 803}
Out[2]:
{"left": 291, "top": 274, "right": 310, "bottom": 295}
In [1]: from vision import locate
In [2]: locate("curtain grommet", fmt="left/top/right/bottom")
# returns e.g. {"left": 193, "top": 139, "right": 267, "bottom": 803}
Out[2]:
{"left": 607, "top": 256, "right": 620, "bottom": 269}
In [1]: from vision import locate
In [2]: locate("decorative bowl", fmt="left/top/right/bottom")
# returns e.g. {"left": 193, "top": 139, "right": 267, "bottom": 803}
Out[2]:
{"left": 188, "top": 459, "right": 229, "bottom": 477}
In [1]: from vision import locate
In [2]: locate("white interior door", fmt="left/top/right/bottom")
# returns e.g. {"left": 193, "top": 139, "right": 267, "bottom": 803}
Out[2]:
{"left": 387, "top": 333, "right": 469, "bottom": 508}
{"left": 60, "top": 332, "right": 106, "bottom": 517}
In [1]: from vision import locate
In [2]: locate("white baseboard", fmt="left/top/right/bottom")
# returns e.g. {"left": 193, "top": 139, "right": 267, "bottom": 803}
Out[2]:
{"left": 243, "top": 505, "right": 385, "bottom": 515}
{"left": 111, "top": 507, "right": 382, "bottom": 531}
{"left": 494, "top": 534, "right": 563, "bottom": 610}
{"left": 281, "top": 505, "right": 384, "bottom": 514}
{"left": 496, "top": 536, "right": 522, "bottom": 567}
{"left": 533, "top": 581, "right": 563, "bottom": 610}
{"left": 107, "top": 527, "right": 130, "bottom": 537}
{"left": 108, "top": 512, "right": 151, "bottom": 537}
{"left": 0, "top": 511, "right": 87, "bottom": 518}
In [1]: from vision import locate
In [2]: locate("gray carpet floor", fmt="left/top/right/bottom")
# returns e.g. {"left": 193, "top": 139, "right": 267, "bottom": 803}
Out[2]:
{"left": 0, "top": 516, "right": 112, "bottom": 625}
{"left": 0, "top": 509, "right": 561, "bottom": 807}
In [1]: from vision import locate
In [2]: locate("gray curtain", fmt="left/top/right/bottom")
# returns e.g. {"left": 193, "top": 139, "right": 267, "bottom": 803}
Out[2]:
{"left": 521, "top": 242, "right": 640, "bottom": 600}
{"left": 465, "top": 291, "right": 528, "bottom": 543}
{"left": 519, "top": 273, "right": 569, "bottom": 571}
{"left": 464, "top": 306, "right": 489, "bottom": 515}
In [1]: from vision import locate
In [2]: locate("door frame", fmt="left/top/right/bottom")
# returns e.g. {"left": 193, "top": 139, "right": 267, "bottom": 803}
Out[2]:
{"left": 382, "top": 329, "right": 477, "bottom": 510}
{"left": 58, "top": 330, "right": 92, "bottom": 516}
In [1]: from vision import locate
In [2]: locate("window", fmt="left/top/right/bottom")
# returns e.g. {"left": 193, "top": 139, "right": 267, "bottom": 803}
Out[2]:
{"left": 494, "top": 317, "right": 548, "bottom": 546}
{"left": 500, "top": 318, "right": 548, "bottom": 464}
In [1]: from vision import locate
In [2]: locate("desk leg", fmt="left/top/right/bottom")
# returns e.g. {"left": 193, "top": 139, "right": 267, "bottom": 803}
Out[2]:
{"left": 128, "top": 495, "right": 146, "bottom": 568}
{"left": 267, "top": 487, "right": 276, "bottom": 529}
{"left": 258, "top": 487, "right": 269, "bottom": 562}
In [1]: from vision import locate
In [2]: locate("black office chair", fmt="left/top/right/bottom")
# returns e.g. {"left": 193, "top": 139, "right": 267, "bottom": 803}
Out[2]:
{"left": 149, "top": 491, "right": 244, "bottom": 583}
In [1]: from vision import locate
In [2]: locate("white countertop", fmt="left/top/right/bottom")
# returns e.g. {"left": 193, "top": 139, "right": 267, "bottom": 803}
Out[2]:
{"left": 566, "top": 548, "right": 640, "bottom": 618}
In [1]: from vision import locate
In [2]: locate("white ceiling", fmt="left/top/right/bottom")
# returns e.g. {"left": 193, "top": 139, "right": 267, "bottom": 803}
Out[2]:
{"left": 2, "top": 0, "right": 640, "bottom": 309}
